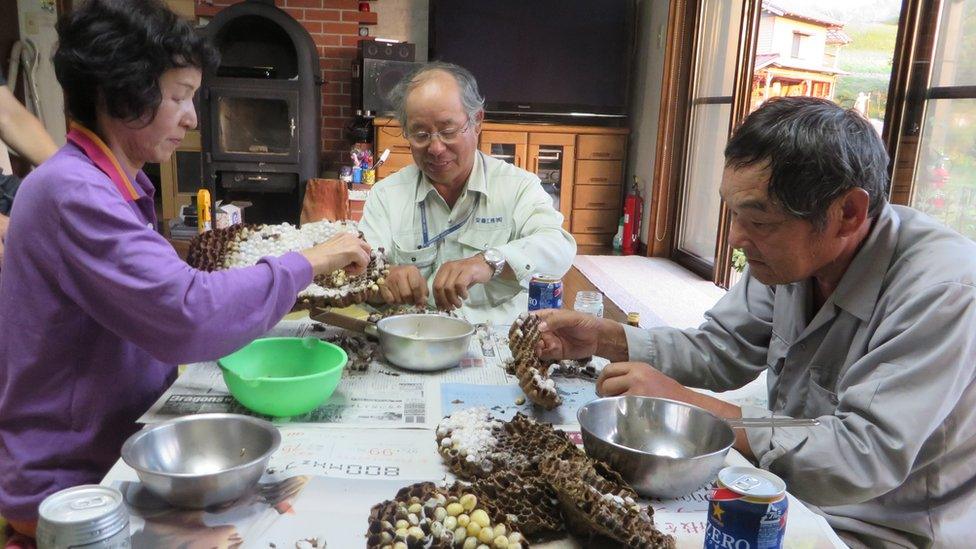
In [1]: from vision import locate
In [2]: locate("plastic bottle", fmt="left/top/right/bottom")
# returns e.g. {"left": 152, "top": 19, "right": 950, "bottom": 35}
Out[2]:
{"left": 612, "top": 216, "right": 624, "bottom": 254}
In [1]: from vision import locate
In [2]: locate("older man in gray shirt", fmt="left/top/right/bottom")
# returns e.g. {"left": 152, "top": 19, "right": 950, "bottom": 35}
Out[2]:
{"left": 536, "top": 97, "right": 976, "bottom": 548}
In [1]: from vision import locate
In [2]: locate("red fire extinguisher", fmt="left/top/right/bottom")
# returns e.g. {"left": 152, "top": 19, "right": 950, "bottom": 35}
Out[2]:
{"left": 622, "top": 176, "right": 643, "bottom": 255}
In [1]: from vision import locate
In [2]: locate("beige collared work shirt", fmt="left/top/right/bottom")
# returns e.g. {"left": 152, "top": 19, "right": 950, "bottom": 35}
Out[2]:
{"left": 360, "top": 152, "right": 576, "bottom": 324}
{"left": 623, "top": 204, "right": 976, "bottom": 548}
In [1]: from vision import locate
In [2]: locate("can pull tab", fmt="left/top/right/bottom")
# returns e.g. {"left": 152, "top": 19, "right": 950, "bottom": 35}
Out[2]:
{"left": 70, "top": 496, "right": 109, "bottom": 510}
{"left": 730, "top": 475, "right": 762, "bottom": 492}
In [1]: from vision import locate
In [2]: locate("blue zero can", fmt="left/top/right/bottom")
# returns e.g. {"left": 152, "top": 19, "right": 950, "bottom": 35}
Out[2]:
{"left": 704, "top": 466, "right": 788, "bottom": 549}
{"left": 528, "top": 274, "right": 563, "bottom": 311}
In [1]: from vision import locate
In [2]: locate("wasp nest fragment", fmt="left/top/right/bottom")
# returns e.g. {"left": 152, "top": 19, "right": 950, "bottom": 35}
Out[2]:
{"left": 366, "top": 304, "right": 460, "bottom": 324}
{"left": 432, "top": 408, "right": 675, "bottom": 548}
{"left": 322, "top": 332, "right": 376, "bottom": 372}
{"left": 506, "top": 313, "right": 561, "bottom": 410}
{"left": 367, "top": 482, "right": 527, "bottom": 549}
{"left": 186, "top": 220, "right": 389, "bottom": 309}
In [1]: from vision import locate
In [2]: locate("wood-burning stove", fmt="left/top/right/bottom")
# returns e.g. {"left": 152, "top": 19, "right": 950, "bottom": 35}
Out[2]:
{"left": 201, "top": 0, "right": 321, "bottom": 225}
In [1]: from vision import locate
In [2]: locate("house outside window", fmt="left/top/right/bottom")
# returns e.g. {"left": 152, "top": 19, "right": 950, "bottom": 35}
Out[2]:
{"left": 792, "top": 31, "right": 808, "bottom": 57}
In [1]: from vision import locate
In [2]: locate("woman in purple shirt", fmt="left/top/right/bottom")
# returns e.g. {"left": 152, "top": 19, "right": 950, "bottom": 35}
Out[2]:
{"left": 0, "top": 1, "right": 369, "bottom": 541}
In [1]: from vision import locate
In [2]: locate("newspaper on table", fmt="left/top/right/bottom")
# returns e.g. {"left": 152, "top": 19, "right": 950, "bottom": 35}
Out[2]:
{"left": 138, "top": 319, "right": 512, "bottom": 426}
{"left": 102, "top": 431, "right": 844, "bottom": 549}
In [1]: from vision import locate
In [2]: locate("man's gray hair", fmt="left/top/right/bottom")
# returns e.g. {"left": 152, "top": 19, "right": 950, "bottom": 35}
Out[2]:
{"left": 387, "top": 61, "right": 486, "bottom": 129}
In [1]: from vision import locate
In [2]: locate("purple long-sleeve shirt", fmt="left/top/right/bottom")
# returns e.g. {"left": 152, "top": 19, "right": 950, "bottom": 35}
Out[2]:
{"left": 0, "top": 143, "right": 313, "bottom": 521}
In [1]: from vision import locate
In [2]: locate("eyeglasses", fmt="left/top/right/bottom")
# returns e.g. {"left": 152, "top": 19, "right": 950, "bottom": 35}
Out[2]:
{"left": 405, "top": 120, "right": 472, "bottom": 147}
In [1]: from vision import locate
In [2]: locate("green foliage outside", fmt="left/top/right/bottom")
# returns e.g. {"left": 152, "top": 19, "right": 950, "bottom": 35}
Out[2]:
{"left": 834, "top": 22, "right": 897, "bottom": 118}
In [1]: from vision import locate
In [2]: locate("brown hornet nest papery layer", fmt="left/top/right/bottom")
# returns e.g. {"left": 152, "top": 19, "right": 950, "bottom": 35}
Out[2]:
{"left": 506, "top": 313, "right": 561, "bottom": 410}
{"left": 428, "top": 408, "right": 676, "bottom": 548}
{"left": 186, "top": 221, "right": 389, "bottom": 309}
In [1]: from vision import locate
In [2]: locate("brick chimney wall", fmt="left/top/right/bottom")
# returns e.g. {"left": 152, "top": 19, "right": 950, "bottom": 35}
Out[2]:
{"left": 202, "top": 0, "right": 377, "bottom": 170}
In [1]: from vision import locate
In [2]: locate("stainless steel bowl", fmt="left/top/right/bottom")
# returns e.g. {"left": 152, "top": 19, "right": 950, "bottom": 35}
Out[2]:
{"left": 121, "top": 413, "right": 280, "bottom": 508}
{"left": 578, "top": 396, "right": 735, "bottom": 498}
{"left": 376, "top": 314, "right": 475, "bottom": 371}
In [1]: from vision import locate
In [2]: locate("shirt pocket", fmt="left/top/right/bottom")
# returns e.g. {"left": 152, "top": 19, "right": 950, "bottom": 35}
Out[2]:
{"left": 391, "top": 233, "right": 438, "bottom": 279}
{"left": 803, "top": 368, "right": 839, "bottom": 418}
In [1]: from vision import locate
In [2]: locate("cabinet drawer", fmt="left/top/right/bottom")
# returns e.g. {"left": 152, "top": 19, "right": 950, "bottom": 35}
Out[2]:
{"left": 376, "top": 128, "right": 412, "bottom": 154}
{"left": 573, "top": 232, "right": 614, "bottom": 247}
{"left": 576, "top": 160, "right": 623, "bottom": 185}
{"left": 571, "top": 209, "right": 619, "bottom": 234}
{"left": 376, "top": 152, "right": 414, "bottom": 179}
{"left": 577, "top": 134, "right": 626, "bottom": 160}
{"left": 574, "top": 185, "right": 621, "bottom": 210}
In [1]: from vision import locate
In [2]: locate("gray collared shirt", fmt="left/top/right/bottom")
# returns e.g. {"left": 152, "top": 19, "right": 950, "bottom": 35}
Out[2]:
{"left": 624, "top": 204, "right": 976, "bottom": 548}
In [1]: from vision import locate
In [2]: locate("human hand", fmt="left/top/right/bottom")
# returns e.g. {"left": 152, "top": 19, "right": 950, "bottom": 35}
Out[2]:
{"left": 533, "top": 309, "right": 607, "bottom": 360}
{"left": 0, "top": 214, "right": 9, "bottom": 265}
{"left": 596, "top": 361, "right": 693, "bottom": 400}
{"left": 379, "top": 264, "right": 429, "bottom": 306}
{"left": 301, "top": 232, "right": 371, "bottom": 277}
{"left": 431, "top": 254, "right": 493, "bottom": 310}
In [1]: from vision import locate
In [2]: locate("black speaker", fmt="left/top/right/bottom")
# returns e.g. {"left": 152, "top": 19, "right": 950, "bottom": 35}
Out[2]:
{"left": 358, "top": 39, "right": 416, "bottom": 62}
{"left": 352, "top": 58, "right": 416, "bottom": 115}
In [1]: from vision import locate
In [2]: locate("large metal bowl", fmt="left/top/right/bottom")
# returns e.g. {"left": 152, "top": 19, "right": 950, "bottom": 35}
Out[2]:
{"left": 376, "top": 314, "right": 475, "bottom": 371}
{"left": 121, "top": 414, "right": 280, "bottom": 508}
{"left": 578, "top": 396, "right": 735, "bottom": 498}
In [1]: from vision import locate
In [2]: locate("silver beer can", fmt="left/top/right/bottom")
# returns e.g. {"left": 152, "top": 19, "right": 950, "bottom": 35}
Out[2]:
{"left": 36, "top": 485, "right": 130, "bottom": 549}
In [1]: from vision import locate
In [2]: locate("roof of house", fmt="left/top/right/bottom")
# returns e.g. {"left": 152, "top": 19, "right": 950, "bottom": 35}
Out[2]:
{"left": 826, "top": 28, "right": 852, "bottom": 44}
{"left": 754, "top": 52, "right": 848, "bottom": 75}
{"left": 763, "top": 0, "right": 843, "bottom": 27}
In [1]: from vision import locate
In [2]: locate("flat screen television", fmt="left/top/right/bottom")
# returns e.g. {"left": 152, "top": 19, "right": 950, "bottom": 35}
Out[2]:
{"left": 428, "top": 0, "right": 635, "bottom": 121}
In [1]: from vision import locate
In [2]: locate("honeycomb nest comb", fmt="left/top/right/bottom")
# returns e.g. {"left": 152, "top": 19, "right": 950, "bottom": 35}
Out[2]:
{"left": 185, "top": 223, "right": 389, "bottom": 309}
{"left": 433, "top": 409, "right": 676, "bottom": 548}
{"left": 367, "top": 481, "right": 528, "bottom": 549}
{"left": 507, "top": 313, "right": 561, "bottom": 410}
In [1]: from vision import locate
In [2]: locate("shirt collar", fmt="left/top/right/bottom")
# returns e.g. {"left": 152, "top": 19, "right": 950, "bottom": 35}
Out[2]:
{"left": 829, "top": 203, "right": 899, "bottom": 321}
{"left": 414, "top": 151, "right": 489, "bottom": 204}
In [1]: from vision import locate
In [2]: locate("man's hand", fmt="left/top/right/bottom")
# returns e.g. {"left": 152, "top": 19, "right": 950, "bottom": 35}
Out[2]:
{"left": 380, "top": 264, "right": 429, "bottom": 306}
{"left": 597, "top": 361, "right": 753, "bottom": 458}
{"left": 534, "top": 309, "right": 630, "bottom": 362}
{"left": 596, "top": 361, "right": 695, "bottom": 399}
{"left": 300, "top": 232, "right": 371, "bottom": 277}
{"left": 431, "top": 254, "right": 493, "bottom": 310}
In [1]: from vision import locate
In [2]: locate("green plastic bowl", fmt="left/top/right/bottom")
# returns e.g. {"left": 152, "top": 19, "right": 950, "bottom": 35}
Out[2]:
{"left": 217, "top": 337, "right": 347, "bottom": 417}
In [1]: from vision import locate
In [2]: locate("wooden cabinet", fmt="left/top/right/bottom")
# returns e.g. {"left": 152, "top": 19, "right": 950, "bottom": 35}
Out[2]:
{"left": 373, "top": 118, "right": 627, "bottom": 254}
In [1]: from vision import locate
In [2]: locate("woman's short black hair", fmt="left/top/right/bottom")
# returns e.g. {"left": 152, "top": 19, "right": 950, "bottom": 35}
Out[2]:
{"left": 53, "top": 0, "right": 218, "bottom": 129}
{"left": 724, "top": 96, "right": 890, "bottom": 229}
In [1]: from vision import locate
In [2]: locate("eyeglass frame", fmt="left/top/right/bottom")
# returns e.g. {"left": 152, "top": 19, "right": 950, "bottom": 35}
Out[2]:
{"left": 403, "top": 119, "right": 474, "bottom": 148}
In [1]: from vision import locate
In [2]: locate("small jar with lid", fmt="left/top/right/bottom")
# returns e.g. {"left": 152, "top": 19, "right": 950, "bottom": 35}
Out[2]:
{"left": 574, "top": 291, "right": 604, "bottom": 318}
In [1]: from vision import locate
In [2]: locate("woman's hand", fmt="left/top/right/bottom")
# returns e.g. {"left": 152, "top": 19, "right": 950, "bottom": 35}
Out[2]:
{"left": 301, "top": 232, "right": 371, "bottom": 277}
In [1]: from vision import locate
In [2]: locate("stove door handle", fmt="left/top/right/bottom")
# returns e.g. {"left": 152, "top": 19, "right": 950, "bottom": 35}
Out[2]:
{"left": 290, "top": 118, "right": 296, "bottom": 137}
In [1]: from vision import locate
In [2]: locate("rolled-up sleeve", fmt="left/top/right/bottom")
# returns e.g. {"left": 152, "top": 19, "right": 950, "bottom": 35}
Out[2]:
{"left": 493, "top": 175, "right": 576, "bottom": 294}
{"left": 624, "top": 273, "right": 773, "bottom": 391}
{"left": 745, "top": 281, "right": 976, "bottom": 506}
{"left": 55, "top": 180, "right": 313, "bottom": 364}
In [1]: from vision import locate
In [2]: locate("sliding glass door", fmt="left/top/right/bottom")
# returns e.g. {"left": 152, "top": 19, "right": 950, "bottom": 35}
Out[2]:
{"left": 907, "top": 1, "right": 976, "bottom": 240}
{"left": 673, "top": 0, "right": 745, "bottom": 278}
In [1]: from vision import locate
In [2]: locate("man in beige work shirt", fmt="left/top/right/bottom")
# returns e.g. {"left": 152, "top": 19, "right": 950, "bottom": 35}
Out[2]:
{"left": 360, "top": 62, "right": 575, "bottom": 325}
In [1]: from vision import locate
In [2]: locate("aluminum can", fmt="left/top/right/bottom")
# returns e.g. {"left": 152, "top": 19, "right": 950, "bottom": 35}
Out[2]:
{"left": 528, "top": 274, "right": 563, "bottom": 311}
{"left": 36, "top": 485, "right": 130, "bottom": 549}
{"left": 704, "top": 466, "right": 788, "bottom": 549}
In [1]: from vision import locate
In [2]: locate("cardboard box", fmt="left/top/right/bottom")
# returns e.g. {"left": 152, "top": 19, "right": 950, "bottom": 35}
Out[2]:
{"left": 215, "top": 201, "right": 251, "bottom": 229}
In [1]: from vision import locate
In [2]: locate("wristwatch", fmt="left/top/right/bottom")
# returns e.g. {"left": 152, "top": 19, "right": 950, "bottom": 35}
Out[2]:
{"left": 482, "top": 248, "right": 506, "bottom": 279}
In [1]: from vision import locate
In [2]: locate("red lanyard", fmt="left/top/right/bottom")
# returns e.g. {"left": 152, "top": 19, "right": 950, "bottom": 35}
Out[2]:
{"left": 66, "top": 123, "right": 140, "bottom": 202}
